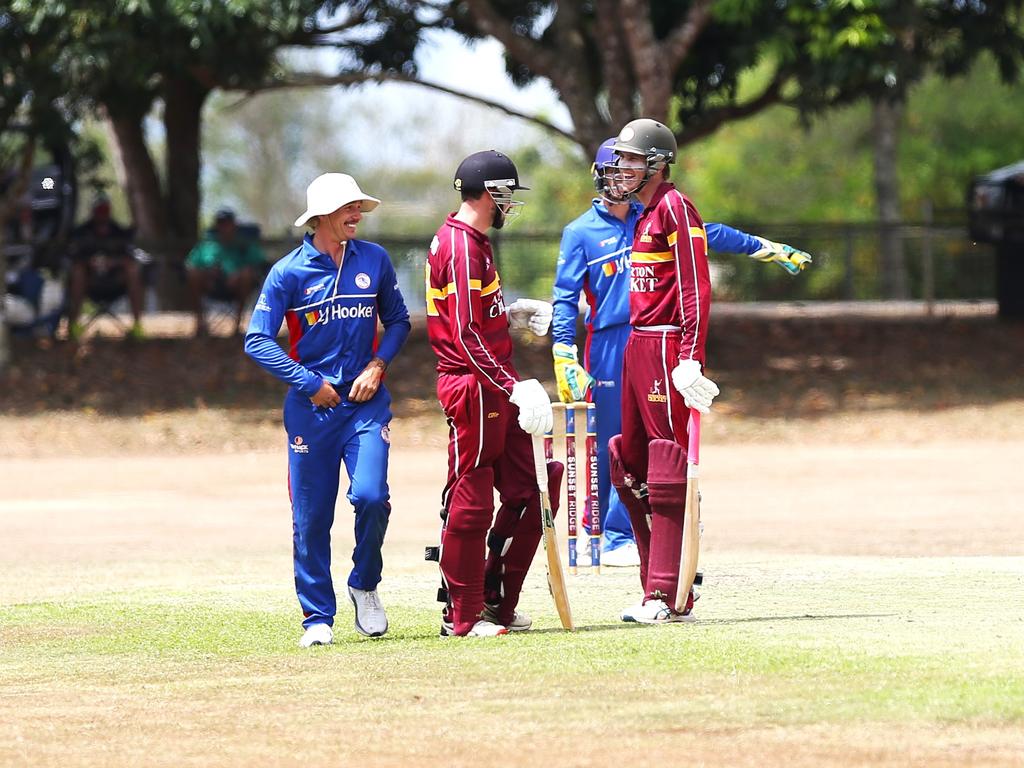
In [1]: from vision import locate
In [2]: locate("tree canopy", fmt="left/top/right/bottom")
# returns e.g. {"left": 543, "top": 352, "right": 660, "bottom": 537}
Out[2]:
{"left": 6, "top": 1, "right": 431, "bottom": 241}
{"left": 428, "top": 0, "right": 1024, "bottom": 154}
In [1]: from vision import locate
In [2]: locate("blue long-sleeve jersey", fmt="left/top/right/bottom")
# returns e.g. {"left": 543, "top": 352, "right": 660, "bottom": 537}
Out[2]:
{"left": 245, "top": 235, "right": 411, "bottom": 396}
{"left": 551, "top": 199, "right": 762, "bottom": 346}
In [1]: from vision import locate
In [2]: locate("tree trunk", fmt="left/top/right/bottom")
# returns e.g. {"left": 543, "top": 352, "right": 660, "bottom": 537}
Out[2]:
{"left": 871, "top": 94, "right": 908, "bottom": 299}
{"left": 106, "top": 108, "right": 167, "bottom": 243}
{"left": 0, "top": 226, "right": 9, "bottom": 371}
{"left": 0, "top": 139, "right": 36, "bottom": 371}
{"left": 594, "top": 0, "right": 636, "bottom": 130}
{"left": 163, "top": 75, "right": 210, "bottom": 243}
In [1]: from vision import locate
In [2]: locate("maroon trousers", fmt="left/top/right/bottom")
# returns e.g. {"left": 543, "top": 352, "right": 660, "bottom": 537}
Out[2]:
{"left": 436, "top": 372, "right": 547, "bottom": 635}
{"left": 619, "top": 330, "right": 697, "bottom": 603}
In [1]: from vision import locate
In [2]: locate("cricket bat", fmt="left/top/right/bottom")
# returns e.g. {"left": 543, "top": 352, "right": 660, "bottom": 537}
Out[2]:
{"left": 531, "top": 435, "right": 574, "bottom": 631}
{"left": 675, "top": 410, "right": 702, "bottom": 614}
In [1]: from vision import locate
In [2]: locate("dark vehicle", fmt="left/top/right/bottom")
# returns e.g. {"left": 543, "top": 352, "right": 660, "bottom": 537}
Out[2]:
{"left": 968, "top": 160, "right": 1024, "bottom": 319}
{"left": 2, "top": 127, "right": 77, "bottom": 334}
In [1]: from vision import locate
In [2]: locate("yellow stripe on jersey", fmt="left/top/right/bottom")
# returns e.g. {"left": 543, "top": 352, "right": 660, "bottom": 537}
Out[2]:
{"left": 424, "top": 263, "right": 438, "bottom": 316}
{"left": 667, "top": 227, "right": 708, "bottom": 244}
{"left": 305, "top": 311, "right": 319, "bottom": 325}
{"left": 425, "top": 277, "right": 488, "bottom": 316}
{"left": 480, "top": 276, "right": 501, "bottom": 296}
{"left": 631, "top": 251, "right": 673, "bottom": 263}
{"left": 425, "top": 286, "right": 444, "bottom": 316}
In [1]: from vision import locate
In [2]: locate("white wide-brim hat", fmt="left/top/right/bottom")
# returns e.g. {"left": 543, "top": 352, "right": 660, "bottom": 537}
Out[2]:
{"left": 294, "top": 173, "right": 381, "bottom": 227}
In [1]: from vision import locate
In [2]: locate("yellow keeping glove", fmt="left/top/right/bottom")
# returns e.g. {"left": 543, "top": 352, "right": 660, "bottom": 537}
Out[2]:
{"left": 750, "top": 236, "right": 812, "bottom": 276}
{"left": 552, "top": 342, "right": 594, "bottom": 404}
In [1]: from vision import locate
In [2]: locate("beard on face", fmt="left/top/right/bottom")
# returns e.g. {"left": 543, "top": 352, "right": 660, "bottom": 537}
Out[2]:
{"left": 491, "top": 204, "right": 506, "bottom": 230}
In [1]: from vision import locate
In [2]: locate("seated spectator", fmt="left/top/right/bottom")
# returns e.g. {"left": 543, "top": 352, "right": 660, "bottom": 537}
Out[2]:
{"left": 185, "top": 208, "right": 266, "bottom": 337}
{"left": 66, "top": 195, "right": 145, "bottom": 341}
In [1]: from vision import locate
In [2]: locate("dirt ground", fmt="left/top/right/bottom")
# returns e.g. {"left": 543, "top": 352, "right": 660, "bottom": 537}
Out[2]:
{"left": 2, "top": 420, "right": 1022, "bottom": 584}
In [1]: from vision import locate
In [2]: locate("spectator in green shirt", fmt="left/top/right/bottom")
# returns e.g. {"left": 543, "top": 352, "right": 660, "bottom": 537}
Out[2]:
{"left": 185, "top": 208, "right": 265, "bottom": 336}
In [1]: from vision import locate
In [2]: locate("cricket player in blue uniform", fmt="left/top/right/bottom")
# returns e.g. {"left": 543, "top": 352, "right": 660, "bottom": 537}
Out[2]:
{"left": 245, "top": 173, "right": 411, "bottom": 647}
{"left": 552, "top": 139, "right": 812, "bottom": 566}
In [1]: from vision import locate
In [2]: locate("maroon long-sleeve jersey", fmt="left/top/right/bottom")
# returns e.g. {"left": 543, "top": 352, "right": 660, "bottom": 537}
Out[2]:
{"left": 426, "top": 215, "right": 518, "bottom": 394}
{"left": 629, "top": 182, "right": 712, "bottom": 365}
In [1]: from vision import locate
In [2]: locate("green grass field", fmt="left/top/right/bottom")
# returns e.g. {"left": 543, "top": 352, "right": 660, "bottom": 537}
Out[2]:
{"left": 2, "top": 557, "right": 1023, "bottom": 766}
{"left": 2, "top": 404, "right": 1023, "bottom": 766}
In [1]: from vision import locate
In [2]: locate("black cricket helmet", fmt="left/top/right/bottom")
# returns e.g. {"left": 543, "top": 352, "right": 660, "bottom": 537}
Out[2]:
{"left": 454, "top": 150, "right": 528, "bottom": 225}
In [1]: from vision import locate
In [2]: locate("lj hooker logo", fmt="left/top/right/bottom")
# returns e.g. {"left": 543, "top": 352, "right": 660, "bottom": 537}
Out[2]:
{"left": 647, "top": 379, "right": 668, "bottom": 403}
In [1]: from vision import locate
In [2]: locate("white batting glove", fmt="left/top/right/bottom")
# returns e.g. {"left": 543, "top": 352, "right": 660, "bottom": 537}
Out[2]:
{"left": 671, "top": 360, "right": 720, "bottom": 415}
{"left": 507, "top": 298, "right": 553, "bottom": 336}
{"left": 509, "top": 378, "right": 553, "bottom": 436}
{"left": 750, "top": 236, "right": 812, "bottom": 276}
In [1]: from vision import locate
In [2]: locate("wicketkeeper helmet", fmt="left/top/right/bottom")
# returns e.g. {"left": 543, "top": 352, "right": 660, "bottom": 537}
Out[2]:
{"left": 591, "top": 137, "right": 630, "bottom": 205}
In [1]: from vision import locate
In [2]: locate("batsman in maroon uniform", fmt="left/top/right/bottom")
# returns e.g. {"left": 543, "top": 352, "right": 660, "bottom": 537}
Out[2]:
{"left": 604, "top": 119, "right": 721, "bottom": 624}
{"left": 426, "top": 150, "right": 560, "bottom": 637}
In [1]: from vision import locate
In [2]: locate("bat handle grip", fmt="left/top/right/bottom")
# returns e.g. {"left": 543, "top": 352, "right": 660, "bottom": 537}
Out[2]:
{"left": 687, "top": 410, "right": 701, "bottom": 470}
{"left": 531, "top": 434, "right": 549, "bottom": 488}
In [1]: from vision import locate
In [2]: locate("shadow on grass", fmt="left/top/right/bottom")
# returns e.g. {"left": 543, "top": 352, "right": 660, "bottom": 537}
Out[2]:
{"left": 526, "top": 612, "right": 898, "bottom": 635}
{"left": 698, "top": 612, "right": 897, "bottom": 626}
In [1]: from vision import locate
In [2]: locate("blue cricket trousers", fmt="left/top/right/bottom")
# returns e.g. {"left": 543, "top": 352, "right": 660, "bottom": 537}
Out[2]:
{"left": 587, "top": 323, "right": 634, "bottom": 552}
{"left": 284, "top": 385, "right": 392, "bottom": 629}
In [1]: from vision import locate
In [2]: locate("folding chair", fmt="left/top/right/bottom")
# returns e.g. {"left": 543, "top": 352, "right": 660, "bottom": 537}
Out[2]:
{"left": 78, "top": 248, "right": 155, "bottom": 336}
{"left": 196, "top": 222, "right": 265, "bottom": 335}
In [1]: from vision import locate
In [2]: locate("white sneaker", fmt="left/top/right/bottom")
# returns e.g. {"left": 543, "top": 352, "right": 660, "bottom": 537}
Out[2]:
{"left": 629, "top": 598, "right": 694, "bottom": 625}
{"left": 601, "top": 542, "right": 641, "bottom": 568}
{"left": 441, "top": 618, "right": 509, "bottom": 637}
{"left": 466, "top": 620, "right": 509, "bottom": 637}
{"left": 299, "top": 623, "right": 334, "bottom": 648}
{"left": 482, "top": 604, "right": 532, "bottom": 631}
{"left": 348, "top": 586, "right": 388, "bottom": 638}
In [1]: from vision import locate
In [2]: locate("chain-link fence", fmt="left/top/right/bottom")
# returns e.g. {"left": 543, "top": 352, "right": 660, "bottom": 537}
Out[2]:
{"left": 361, "top": 219, "right": 997, "bottom": 313}
{"left": 139, "top": 214, "right": 997, "bottom": 315}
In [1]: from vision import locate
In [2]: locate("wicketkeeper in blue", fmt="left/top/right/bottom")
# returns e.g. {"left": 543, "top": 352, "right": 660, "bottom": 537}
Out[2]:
{"left": 552, "top": 139, "right": 812, "bottom": 566}
{"left": 245, "top": 173, "right": 411, "bottom": 647}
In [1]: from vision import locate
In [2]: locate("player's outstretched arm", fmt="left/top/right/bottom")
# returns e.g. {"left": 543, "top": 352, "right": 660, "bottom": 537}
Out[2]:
{"left": 705, "top": 223, "right": 812, "bottom": 275}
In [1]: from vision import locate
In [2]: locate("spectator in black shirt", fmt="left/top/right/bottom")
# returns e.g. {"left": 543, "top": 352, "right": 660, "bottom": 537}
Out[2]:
{"left": 67, "top": 196, "right": 145, "bottom": 340}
